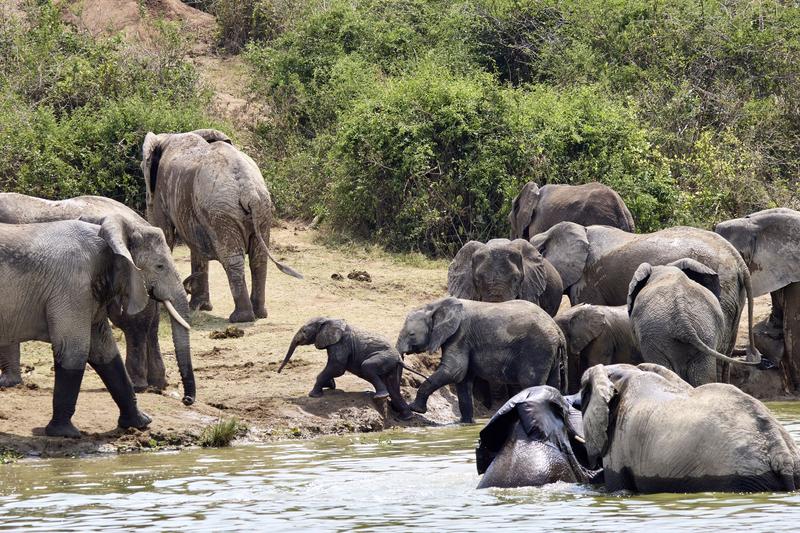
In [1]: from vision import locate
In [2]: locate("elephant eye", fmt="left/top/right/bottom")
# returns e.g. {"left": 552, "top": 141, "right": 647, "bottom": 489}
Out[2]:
{"left": 155, "top": 264, "right": 166, "bottom": 271}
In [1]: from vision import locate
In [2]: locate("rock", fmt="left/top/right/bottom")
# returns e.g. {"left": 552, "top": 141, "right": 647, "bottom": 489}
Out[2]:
{"left": 331, "top": 273, "right": 344, "bottom": 281}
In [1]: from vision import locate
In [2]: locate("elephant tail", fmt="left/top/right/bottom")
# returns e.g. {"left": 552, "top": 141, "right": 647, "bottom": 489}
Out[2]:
{"left": 740, "top": 266, "right": 762, "bottom": 364}
{"left": 687, "top": 327, "right": 761, "bottom": 367}
{"left": 399, "top": 361, "right": 429, "bottom": 380}
{"left": 244, "top": 194, "right": 304, "bottom": 280}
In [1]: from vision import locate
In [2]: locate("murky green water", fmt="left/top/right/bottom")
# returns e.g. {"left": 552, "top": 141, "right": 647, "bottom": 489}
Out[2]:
{"left": 1, "top": 403, "right": 799, "bottom": 531}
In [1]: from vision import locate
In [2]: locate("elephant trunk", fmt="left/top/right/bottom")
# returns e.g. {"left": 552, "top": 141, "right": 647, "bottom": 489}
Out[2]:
{"left": 743, "top": 268, "right": 763, "bottom": 364}
{"left": 278, "top": 331, "right": 305, "bottom": 373}
{"left": 166, "top": 294, "right": 195, "bottom": 405}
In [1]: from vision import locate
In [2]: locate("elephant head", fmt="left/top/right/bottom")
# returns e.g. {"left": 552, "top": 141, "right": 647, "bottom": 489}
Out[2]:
{"left": 508, "top": 182, "right": 540, "bottom": 239}
{"left": 448, "top": 239, "right": 552, "bottom": 303}
{"left": 278, "top": 317, "right": 348, "bottom": 372}
{"left": 396, "top": 297, "right": 465, "bottom": 355}
{"left": 715, "top": 208, "right": 800, "bottom": 296}
{"left": 529, "top": 221, "right": 590, "bottom": 291}
{"left": 95, "top": 215, "right": 196, "bottom": 404}
{"left": 627, "top": 258, "right": 721, "bottom": 315}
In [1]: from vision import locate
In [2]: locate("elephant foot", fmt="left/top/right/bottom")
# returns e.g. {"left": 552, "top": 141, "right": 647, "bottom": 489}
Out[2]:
{"left": 459, "top": 417, "right": 476, "bottom": 424}
{"left": 229, "top": 309, "right": 256, "bottom": 323}
{"left": 133, "top": 384, "right": 148, "bottom": 394}
{"left": 190, "top": 299, "right": 213, "bottom": 312}
{"left": 118, "top": 410, "right": 152, "bottom": 430}
{"left": 253, "top": 307, "right": 268, "bottom": 319}
{"left": 0, "top": 374, "right": 22, "bottom": 388}
{"left": 45, "top": 419, "right": 82, "bottom": 439}
{"left": 408, "top": 400, "right": 428, "bottom": 414}
{"left": 373, "top": 390, "right": 390, "bottom": 399}
{"left": 397, "top": 409, "right": 414, "bottom": 421}
{"left": 308, "top": 389, "right": 324, "bottom": 398}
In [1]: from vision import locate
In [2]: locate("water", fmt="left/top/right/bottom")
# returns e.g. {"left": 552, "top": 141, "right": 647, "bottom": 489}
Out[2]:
{"left": 1, "top": 403, "right": 799, "bottom": 532}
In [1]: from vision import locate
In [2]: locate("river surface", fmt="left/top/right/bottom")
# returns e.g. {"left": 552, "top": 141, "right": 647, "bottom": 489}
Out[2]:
{"left": 1, "top": 403, "right": 799, "bottom": 532}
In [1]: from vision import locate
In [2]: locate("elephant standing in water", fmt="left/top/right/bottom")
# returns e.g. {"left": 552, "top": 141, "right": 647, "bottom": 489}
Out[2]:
{"left": 530, "top": 222, "right": 762, "bottom": 363}
{"left": 141, "top": 129, "right": 302, "bottom": 323}
{"left": 448, "top": 238, "right": 563, "bottom": 316}
{"left": 0, "top": 219, "right": 159, "bottom": 436}
{"left": 509, "top": 181, "right": 635, "bottom": 240}
{"left": 0, "top": 193, "right": 194, "bottom": 399}
{"left": 581, "top": 364, "right": 800, "bottom": 493}
{"left": 627, "top": 259, "right": 759, "bottom": 386}
{"left": 475, "top": 386, "right": 598, "bottom": 489}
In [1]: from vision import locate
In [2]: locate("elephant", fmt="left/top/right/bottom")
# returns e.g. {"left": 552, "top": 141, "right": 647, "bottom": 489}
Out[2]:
{"left": 627, "top": 259, "right": 760, "bottom": 386}
{"left": 554, "top": 304, "right": 642, "bottom": 393}
{"left": 0, "top": 219, "right": 159, "bottom": 437}
{"left": 529, "top": 222, "right": 762, "bottom": 364}
{"left": 0, "top": 193, "right": 194, "bottom": 398}
{"left": 509, "top": 181, "right": 635, "bottom": 240}
{"left": 141, "top": 129, "right": 302, "bottom": 323}
{"left": 448, "top": 238, "right": 563, "bottom": 316}
{"left": 581, "top": 363, "right": 800, "bottom": 493}
{"left": 395, "top": 297, "right": 567, "bottom": 423}
{"left": 277, "top": 317, "right": 427, "bottom": 419}
{"left": 475, "top": 386, "right": 599, "bottom": 489}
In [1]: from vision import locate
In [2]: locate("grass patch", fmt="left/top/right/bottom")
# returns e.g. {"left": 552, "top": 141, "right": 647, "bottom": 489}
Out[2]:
{"left": 199, "top": 418, "right": 246, "bottom": 448}
{"left": 0, "top": 449, "right": 23, "bottom": 464}
{"left": 313, "top": 230, "right": 448, "bottom": 270}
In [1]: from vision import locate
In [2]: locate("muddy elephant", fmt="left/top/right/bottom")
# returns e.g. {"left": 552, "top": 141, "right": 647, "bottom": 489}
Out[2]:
{"left": 396, "top": 297, "right": 567, "bottom": 423}
{"left": 141, "top": 129, "right": 302, "bottom": 323}
{"left": 448, "top": 238, "right": 563, "bottom": 316}
{"left": 475, "top": 386, "right": 599, "bottom": 488}
{"left": 554, "top": 304, "right": 641, "bottom": 393}
{"left": 0, "top": 193, "right": 194, "bottom": 398}
{"left": 0, "top": 219, "right": 161, "bottom": 437}
{"left": 509, "top": 181, "right": 635, "bottom": 240}
{"left": 628, "top": 259, "right": 760, "bottom": 386}
{"left": 581, "top": 363, "right": 800, "bottom": 493}
{"left": 277, "top": 317, "right": 427, "bottom": 419}
{"left": 530, "top": 222, "right": 761, "bottom": 363}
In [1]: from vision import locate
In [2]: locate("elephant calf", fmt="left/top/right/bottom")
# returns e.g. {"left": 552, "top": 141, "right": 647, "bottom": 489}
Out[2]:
{"left": 475, "top": 386, "right": 599, "bottom": 489}
{"left": 278, "top": 318, "right": 425, "bottom": 419}
{"left": 628, "top": 258, "right": 758, "bottom": 386}
{"left": 396, "top": 297, "right": 567, "bottom": 423}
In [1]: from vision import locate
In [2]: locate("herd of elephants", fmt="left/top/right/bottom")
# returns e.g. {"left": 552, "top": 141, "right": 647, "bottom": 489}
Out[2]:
{"left": 0, "top": 128, "right": 799, "bottom": 494}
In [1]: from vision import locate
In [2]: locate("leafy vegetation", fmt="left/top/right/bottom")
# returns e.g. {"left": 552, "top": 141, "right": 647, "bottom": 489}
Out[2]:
{"left": 199, "top": 418, "right": 246, "bottom": 447}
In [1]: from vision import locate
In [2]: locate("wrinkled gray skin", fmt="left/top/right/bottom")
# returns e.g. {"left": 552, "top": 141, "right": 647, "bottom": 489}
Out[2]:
{"left": 555, "top": 304, "right": 642, "bottom": 394}
{"left": 476, "top": 386, "right": 599, "bottom": 489}
{"left": 530, "top": 222, "right": 761, "bottom": 363}
{"left": 396, "top": 297, "right": 567, "bottom": 423}
{"left": 277, "top": 317, "right": 413, "bottom": 419}
{"left": 141, "top": 129, "right": 302, "bottom": 323}
{"left": 448, "top": 238, "right": 563, "bottom": 316}
{"left": 509, "top": 181, "right": 635, "bottom": 240}
{"left": 0, "top": 193, "right": 194, "bottom": 401}
{"left": 628, "top": 259, "right": 759, "bottom": 386}
{"left": 0, "top": 219, "right": 155, "bottom": 436}
{"left": 582, "top": 363, "right": 800, "bottom": 493}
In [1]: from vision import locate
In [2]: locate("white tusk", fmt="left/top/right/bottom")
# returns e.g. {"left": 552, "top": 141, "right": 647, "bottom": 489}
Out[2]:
{"left": 164, "top": 300, "right": 191, "bottom": 330}
{"left": 574, "top": 435, "right": 586, "bottom": 444}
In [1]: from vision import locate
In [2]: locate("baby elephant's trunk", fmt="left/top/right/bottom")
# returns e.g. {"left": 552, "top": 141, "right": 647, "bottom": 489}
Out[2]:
{"left": 277, "top": 331, "right": 304, "bottom": 373}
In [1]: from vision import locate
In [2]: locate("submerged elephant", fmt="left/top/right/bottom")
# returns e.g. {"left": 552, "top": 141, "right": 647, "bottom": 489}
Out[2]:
{"left": 509, "top": 181, "right": 635, "bottom": 240}
{"left": 530, "top": 222, "right": 761, "bottom": 363}
{"left": 476, "top": 386, "right": 599, "bottom": 489}
{"left": 0, "top": 219, "right": 156, "bottom": 437}
{"left": 554, "top": 304, "right": 641, "bottom": 393}
{"left": 0, "top": 193, "right": 194, "bottom": 399}
{"left": 628, "top": 259, "right": 759, "bottom": 386}
{"left": 581, "top": 363, "right": 800, "bottom": 493}
{"left": 278, "top": 317, "right": 426, "bottom": 419}
{"left": 396, "top": 297, "right": 567, "bottom": 423}
{"left": 448, "top": 238, "right": 563, "bottom": 316}
{"left": 141, "top": 129, "right": 302, "bottom": 323}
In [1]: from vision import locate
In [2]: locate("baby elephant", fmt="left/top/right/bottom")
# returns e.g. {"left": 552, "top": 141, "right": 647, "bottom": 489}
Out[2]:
{"left": 278, "top": 318, "right": 424, "bottom": 419}
{"left": 628, "top": 258, "right": 757, "bottom": 386}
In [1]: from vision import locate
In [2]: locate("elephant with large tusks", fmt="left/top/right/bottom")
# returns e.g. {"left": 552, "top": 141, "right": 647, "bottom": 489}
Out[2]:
{"left": 141, "top": 129, "right": 302, "bottom": 323}
{"left": 396, "top": 297, "right": 567, "bottom": 423}
{"left": 509, "top": 181, "right": 635, "bottom": 240}
{"left": 0, "top": 193, "right": 194, "bottom": 400}
{"left": 475, "top": 386, "right": 599, "bottom": 489}
{"left": 530, "top": 222, "right": 762, "bottom": 364}
{"left": 448, "top": 238, "right": 563, "bottom": 316}
{"left": 581, "top": 363, "right": 800, "bottom": 493}
{"left": 0, "top": 219, "right": 158, "bottom": 437}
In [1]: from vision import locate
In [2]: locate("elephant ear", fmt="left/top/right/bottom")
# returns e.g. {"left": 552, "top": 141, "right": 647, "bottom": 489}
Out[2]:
{"left": 98, "top": 217, "right": 149, "bottom": 316}
{"left": 315, "top": 319, "right": 347, "bottom": 349}
{"left": 508, "top": 239, "right": 548, "bottom": 302}
{"left": 668, "top": 258, "right": 721, "bottom": 301}
{"left": 190, "top": 128, "right": 233, "bottom": 145}
{"left": 580, "top": 365, "right": 617, "bottom": 468}
{"left": 140, "top": 132, "right": 164, "bottom": 212}
{"left": 447, "top": 241, "right": 483, "bottom": 299}
{"left": 568, "top": 305, "right": 606, "bottom": 355}
{"left": 428, "top": 298, "right": 465, "bottom": 354}
{"left": 529, "top": 222, "right": 589, "bottom": 289}
{"left": 509, "top": 182, "right": 540, "bottom": 239}
{"left": 627, "top": 263, "right": 653, "bottom": 315}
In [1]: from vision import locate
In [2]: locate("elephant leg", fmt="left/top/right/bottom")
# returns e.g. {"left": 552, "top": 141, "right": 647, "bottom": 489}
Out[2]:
{"left": 88, "top": 320, "right": 151, "bottom": 430}
{"left": 220, "top": 253, "right": 256, "bottom": 323}
{"left": 769, "top": 289, "right": 785, "bottom": 329}
{"left": 110, "top": 301, "right": 151, "bottom": 393}
{"left": 783, "top": 282, "right": 800, "bottom": 391}
{"left": 0, "top": 343, "right": 22, "bottom": 388}
{"left": 385, "top": 365, "right": 412, "bottom": 419}
{"left": 189, "top": 253, "right": 212, "bottom": 311}
{"left": 145, "top": 310, "right": 167, "bottom": 391}
{"left": 248, "top": 245, "right": 268, "bottom": 319}
{"left": 409, "top": 360, "right": 462, "bottom": 415}
{"left": 455, "top": 379, "right": 475, "bottom": 424}
{"left": 359, "top": 352, "right": 396, "bottom": 398}
{"left": 46, "top": 331, "right": 91, "bottom": 439}
{"left": 310, "top": 364, "right": 346, "bottom": 398}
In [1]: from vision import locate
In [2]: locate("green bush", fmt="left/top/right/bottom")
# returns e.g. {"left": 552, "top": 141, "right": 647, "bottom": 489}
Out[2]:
{"left": 199, "top": 418, "right": 246, "bottom": 447}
